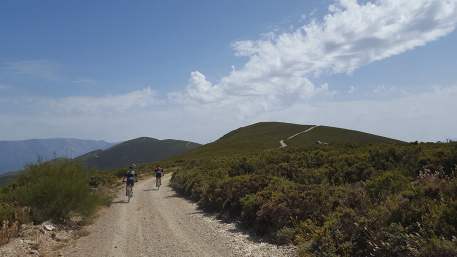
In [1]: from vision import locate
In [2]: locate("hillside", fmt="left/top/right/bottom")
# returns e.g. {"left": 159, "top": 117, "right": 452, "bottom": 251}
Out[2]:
{"left": 77, "top": 137, "right": 201, "bottom": 170}
{"left": 0, "top": 138, "right": 113, "bottom": 174}
{"left": 286, "top": 125, "right": 401, "bottom": 147}
{"left": 175, "top": 122, "right": 402, "bottom": 159}
{"left": 0, "top": 171, "right": 20, "bottom": 187}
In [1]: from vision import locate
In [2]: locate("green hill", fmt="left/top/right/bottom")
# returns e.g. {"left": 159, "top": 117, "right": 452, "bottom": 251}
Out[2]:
{"left": 175, "top": 122, "right": 402, "bottom": 159}
{"left": 0, "top": 171, "right": 20, "bottom": 187}
{"left": 287, "top": 125, "right": 401, "bottom": 147}
{"left": 77, "top": 137, "right": 200, "bottom": 170}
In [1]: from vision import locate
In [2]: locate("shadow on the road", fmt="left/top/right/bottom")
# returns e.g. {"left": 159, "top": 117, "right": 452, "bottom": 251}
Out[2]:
{"left": 166, "top": 188, "right": 279, "bottom": 245}
{"left": 202, "top": 213, "right": 271, "bottom": 244}
{"left": 166, "top": 193, "right": 196, "bottom": 203}
{"left": 183, "top": 199, "right": 274, "bottom": 245}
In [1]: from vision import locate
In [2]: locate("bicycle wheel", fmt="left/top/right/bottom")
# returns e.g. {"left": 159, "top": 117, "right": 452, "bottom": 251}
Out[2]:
{"left": 127, "top": 186, "right": 132, "bottom": 202}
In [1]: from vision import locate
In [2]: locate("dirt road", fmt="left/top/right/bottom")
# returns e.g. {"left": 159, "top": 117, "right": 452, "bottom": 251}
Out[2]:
{"left": 279, "top": 125, "right": 320, "bottom": 148}
{"left": 61, "top": 175, "right": 295, "bottom": 257}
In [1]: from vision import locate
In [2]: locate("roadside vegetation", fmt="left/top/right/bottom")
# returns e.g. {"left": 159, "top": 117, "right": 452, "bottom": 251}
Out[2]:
{"left": 170, "top": 142, "right": 457, "bottom": 257}
{"left": 0, "top": 160, "right": 118, "bottom": 245}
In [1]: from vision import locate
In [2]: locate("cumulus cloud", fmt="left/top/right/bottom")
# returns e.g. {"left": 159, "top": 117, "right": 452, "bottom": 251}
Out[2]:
{"left": 179, "top": 0, "right": 457, "bottom": 114}
{"left": 183, "top": 71, "right": 223, "bottom": 103}
{"left": 233, "top": 0, "right": 457, "bottom": 74}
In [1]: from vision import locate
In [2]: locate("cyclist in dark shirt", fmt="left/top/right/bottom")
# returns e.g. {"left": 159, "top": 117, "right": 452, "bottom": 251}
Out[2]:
{"left": 123, "top": 166, "right": 137, "bottom": 196}
{"left": 154, "top": 165, "right": 164, "bottom": 188}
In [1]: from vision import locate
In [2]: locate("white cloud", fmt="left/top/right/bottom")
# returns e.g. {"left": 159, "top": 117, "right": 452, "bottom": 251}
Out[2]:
{"left": 2, "top": 60, "right": 62, "bottom": 81}
{"left": 372, "top": 85, "right": 395, "bottom": 94}
{"left": 48, "top": 87, "right": 157, "bottom": 114}
{"left": 178, "top": 0, "right": 457, "bottom": 115}
{"left": 183, "top": 71, "right": 223, "bottom": 103}
{"left": 233, "top": 0, "right": 457, "bottom": 75}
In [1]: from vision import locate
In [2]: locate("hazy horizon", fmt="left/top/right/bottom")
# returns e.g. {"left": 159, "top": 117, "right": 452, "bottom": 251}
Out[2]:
{"left": 1, "top": 121, "right": 455, "bottom": 145}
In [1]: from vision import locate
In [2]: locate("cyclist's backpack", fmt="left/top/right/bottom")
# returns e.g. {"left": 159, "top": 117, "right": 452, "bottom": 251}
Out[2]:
{"left": 127, "top": 170, "right": 135, "bottom": 181}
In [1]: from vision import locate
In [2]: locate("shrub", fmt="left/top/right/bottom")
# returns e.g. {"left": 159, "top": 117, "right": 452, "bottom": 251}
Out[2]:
{"left": 436, "top": 200, "right": 457, "bottom": 239}
{"left": 5, "top": 160, "right": 100, "bottom": 223}
{"left": 170, "top": 142, "right": 457, "bottom": 256}
{"left": 366, "top": 171, "right": 410, "bottom": 201}
{"left": 275, "top": 226, "right": 296, "bottom": 244}
{"left": 228, "top": 158, "right": 255, "bottom": 176}
{"left": 419, "top": 238, "right": 457, "bottom": 257}
{"left": 240, "top": 193, "right": 259, "bottom": 224}
{"left": 0, "top": 203, "right": 15, "bottom": 223}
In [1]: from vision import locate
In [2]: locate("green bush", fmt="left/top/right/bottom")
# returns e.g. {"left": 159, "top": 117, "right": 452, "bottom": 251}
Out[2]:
{"left": 228, "top": 158, "right": 255, "bottom": 177}
{"left": 0, "top": 203, "right": 16, "bottom": 222}
{"left": 5, "top": 160, "right": 101, "bottom": 223}
{"left": 366, "top": 171, "right": 410, "bottom": 201}
{"left": 436, "top": 200, "right": 457, "bottom": 239}
{"left": 419, "top": 238, "right": 457, "bottom": 257}
{"left": 170, "top": 142, "right": 457, "bottom": 256}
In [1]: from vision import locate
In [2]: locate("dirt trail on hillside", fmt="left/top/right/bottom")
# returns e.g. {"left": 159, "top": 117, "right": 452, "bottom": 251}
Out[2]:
{"left": 61, "top": 175, "right": 296, "bottom": 257}
{"left": 280, "top": 125, "right": 320, "bottom": 148}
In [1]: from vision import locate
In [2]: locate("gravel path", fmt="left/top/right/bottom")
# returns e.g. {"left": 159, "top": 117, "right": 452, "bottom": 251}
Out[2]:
{"left": 287, "top": 125, "right": 319, "bottom": 140}
{"left": 61, "top": 175, "right": 296, "bottom": 257}
{"left": 279, "top": 125, "right": 320, "bottom": 148}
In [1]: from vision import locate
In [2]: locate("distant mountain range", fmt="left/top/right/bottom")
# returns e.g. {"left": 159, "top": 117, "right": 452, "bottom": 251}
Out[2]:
{"left": 0, "top": 138, "right": 114, "bottom": 174}
{"left": 0, "top": 122, "right": 403, "bottom": 175}
{"left": 76, "top": 137, "right": 201, "bottom": 170}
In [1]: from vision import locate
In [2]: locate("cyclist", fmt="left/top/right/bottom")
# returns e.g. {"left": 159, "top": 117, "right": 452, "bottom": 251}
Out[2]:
{"left": 123, "top": 166, "right": 138, "bottom": 196}
{"left": 154, "top": 165, "right": 164, "bottom": 188}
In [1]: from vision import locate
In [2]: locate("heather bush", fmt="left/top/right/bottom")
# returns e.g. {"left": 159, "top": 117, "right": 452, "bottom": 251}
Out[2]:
{"left": 171, "top": 142, "right": 457, "bottom": 256}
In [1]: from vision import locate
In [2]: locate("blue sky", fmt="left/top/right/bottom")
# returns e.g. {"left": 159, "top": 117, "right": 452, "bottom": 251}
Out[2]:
{"left": 1, "top": 0, "right": 457, "bottom": 143}
{"left": 1, "top": 0, "right": 327, "bottom": 96}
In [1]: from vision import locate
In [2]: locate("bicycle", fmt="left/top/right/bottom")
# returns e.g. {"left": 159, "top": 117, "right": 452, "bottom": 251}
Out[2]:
{"left": 156, "top": 176, "right": 162, "bottom": 189}
{"left": 126, "top": 183, "right": 133, "bottom": 202}
{"left": 123, "top": 166, "right": 137, "bottom": 202}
